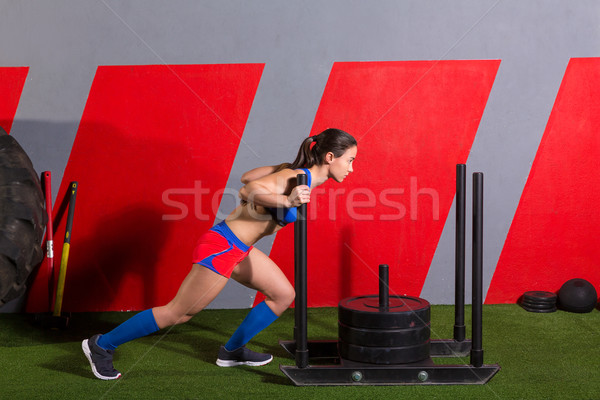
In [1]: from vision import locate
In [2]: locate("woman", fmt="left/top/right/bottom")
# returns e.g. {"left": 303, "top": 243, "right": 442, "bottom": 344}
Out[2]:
{"left": 82, "top": 128, "right": 357, "bottom": 380}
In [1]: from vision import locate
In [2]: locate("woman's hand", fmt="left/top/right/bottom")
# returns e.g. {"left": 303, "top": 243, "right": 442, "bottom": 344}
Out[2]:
{"left": 287, "top": 185, "right": 311, "bottom": 207}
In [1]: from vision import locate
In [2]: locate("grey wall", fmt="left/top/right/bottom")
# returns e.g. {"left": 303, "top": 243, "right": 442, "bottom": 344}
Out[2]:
{"left": 1, "top": 1, "right": 598, "bottom": 309}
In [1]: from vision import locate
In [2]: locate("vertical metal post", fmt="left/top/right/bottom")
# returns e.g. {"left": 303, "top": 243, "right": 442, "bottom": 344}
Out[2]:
{"left": 471, "top": 172, "right": 484, "bottom": 368}
{"left": 294, "top": 174, "right": 309, "bottom": 368}
{"left": 53, "top": 181, "right": 78, "bottom": 317}
{"left": 379, "top": 264, "right": 389, "bottom": 311}
{"left": 42, "top": 171, "right": 55, "bottom": 312}
{"left": 454, "top": 164, "right": 466, "bottom": 342}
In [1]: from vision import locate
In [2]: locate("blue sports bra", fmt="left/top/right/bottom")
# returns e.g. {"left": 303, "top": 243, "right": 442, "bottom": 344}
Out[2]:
{"left": 266, "top": 168, "right": 312, "bottom": 226}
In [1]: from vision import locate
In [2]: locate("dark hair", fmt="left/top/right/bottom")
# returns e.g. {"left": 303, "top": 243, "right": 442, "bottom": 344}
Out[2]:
{"left": 275, "top": 128, "right": 357, "bottom": 171}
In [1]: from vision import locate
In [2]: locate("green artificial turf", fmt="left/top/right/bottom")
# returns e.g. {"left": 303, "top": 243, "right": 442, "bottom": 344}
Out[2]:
{"left": 1, "top": 305, "right": 599, "bottom": 399}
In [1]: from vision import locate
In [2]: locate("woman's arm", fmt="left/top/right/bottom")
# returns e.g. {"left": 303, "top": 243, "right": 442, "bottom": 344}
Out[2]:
{"left": 240, "top": 165, "right": 279, "bottom": 185}
{"left": 239, "top": 169, "right": 310, "bottom": 208}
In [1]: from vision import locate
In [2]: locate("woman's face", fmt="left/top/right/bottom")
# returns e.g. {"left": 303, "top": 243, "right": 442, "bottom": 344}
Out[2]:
{"left": 328, "top": 146, "right": 357, "bottom": 182}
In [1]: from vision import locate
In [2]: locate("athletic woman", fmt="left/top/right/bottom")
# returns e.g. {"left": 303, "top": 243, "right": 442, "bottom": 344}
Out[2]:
{"left": 82, "top": 128, "right": 357, "bottom": 380}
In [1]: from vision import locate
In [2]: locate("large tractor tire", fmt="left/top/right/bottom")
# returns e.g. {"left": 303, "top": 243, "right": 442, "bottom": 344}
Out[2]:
{"left": 0, "top": 127, "right": 46, "bottom": 307}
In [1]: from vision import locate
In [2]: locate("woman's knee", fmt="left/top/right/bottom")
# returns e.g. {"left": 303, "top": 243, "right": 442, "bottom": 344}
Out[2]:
{"left": 178, "top": 314, "right": 193, "bottom": 325}
{"left": 272, "top": 283, "right": 295, "bottom": 308}
{"left": 284, "top": 285, "right": 296, "bottom": 307}
{"left": 153, "top": 305, "right": 194, "bottom": 328}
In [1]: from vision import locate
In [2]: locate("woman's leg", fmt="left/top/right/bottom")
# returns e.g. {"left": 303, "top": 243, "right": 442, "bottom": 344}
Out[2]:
{"left": 98, "top": 264, "right": 227, "bottom": 349}
{"left": 231, "top": 247, "right": 295, "bottom": 316}
{"left": 153, "top": 264, "right": 229, "bottom": 328}
{"left": 83, "top": 264, "right": 228, "bottom": 379}
{"left": 217, "top": 248, "right": 294, "bottom": 359}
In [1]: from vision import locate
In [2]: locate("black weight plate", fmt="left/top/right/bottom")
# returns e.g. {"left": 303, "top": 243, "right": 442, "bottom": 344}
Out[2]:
{"left": 521, "top": 305, "right": 557, "bottom": 313}
{"left": 339, "top": 339, "right": 430, "bottom": 364}
{"left": 523, "top": 290, "right": 557, "bottom": 299}
{"left": 521, "top": 297, "right": 556, "bottom": 305}
{"left": 523, "top": 296, "right": 556, "bottom": 305}
{"left": 338, "top": 321, "right": 430, "bottom": 347}
{"left": 521, "top": 300, "right": 556, "bottom": 309}
{"left": 523, "top": 300, "right": 556, "bottom": 307}
{"left": 521, "top": 298, "right": 557, "bottom": 307}
{"left": 339, "top": 295, "right": 430, "bottom": 329}
{"left": 523, "top": 291, "right": 557, "bottom": 303}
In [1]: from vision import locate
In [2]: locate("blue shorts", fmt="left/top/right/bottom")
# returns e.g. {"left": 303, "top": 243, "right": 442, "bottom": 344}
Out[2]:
{"left": 192, "top": 221, "right": 253, "bottom": 278}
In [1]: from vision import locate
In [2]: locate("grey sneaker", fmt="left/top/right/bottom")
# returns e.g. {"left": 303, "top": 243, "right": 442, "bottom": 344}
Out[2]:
{"left": 82, "top": 334, "right": 122, "bottom": 380}
{"left": 216, "top": 345, "right": 273, "bottom": 367}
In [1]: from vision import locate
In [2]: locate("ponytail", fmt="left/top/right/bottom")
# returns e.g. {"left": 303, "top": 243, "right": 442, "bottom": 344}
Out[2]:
{"left": 286, "top": 136, "right": 317, "bottom": 169}
{"left": 281, "top": 128, "right": 356, "bottom": 170}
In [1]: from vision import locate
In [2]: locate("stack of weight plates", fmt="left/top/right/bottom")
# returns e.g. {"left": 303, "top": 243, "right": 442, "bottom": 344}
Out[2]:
{"left": 520, "top": 291, "right": 557, "bottom": 313}
{"left": 338, "top": 295, "right": 431, "bottom": 364}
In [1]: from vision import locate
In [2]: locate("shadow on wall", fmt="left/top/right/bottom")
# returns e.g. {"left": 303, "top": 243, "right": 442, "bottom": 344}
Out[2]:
{"left": 20, "top": 120, "right": 208, "bottom": 313}
{"left": 64, "top": 203, "right": 171, "bottom": 312}
{"left": 55, "top": 120, "right": 197, "bottom": 312}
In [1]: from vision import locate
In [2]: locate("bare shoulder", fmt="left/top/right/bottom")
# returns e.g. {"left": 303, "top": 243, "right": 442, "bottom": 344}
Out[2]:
{"left": 275, "top": 168, "right": 308, "bottom": 183}
{"left": 245, "top": 167, "right": 296, "bottom": 191}
{"left": 241, "top": 165, "right": 279, "bottom": 184}
{"left": 265, "top": 168, "right": 302, "bottom": 181}
{"left": 267, "top": 168, "right": 308, "bottom": 191}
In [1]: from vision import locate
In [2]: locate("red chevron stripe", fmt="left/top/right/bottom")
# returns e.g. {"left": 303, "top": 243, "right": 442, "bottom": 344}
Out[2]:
{"left": 261, "top": 60, "right": 500, "bottom": 307}
{"left": 27, "top": 64, "right": 263, "bottom": 312}
{"left": 0, "top": 67, "right": 28, "bottom": 133}
{"left": 487, "top": 58, "right": 600, "bottom": 304}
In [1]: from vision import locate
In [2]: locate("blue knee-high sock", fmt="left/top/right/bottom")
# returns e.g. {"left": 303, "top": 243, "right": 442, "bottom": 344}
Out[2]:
{"left": 224, "top": 301, "right": 278, "bottom": 351}
{"left": 97, "top": 309, "right": 159, "bottom": 351}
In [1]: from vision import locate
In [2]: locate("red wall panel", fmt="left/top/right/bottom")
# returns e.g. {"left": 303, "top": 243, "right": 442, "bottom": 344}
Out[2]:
{"left": 486, "top": 58, "right": 600, "bottom": 303}
{"left": 259, "top": 60, "right": 500, "bottom": 307}
{"left": 0, "top": 67, "right": 28, "bottom": 133}
{"left": 26, "top": 64, "right": 263, "bottom": 312}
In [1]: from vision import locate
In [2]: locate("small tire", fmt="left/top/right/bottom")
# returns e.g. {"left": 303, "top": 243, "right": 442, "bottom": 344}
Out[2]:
{"left": 0, "top": 127, "right": 46, "bottom": 307}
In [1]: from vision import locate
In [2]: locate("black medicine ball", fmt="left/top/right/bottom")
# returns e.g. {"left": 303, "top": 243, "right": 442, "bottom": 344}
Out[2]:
{"left": 557, "top": 278, "right": 598, "bottom": 313}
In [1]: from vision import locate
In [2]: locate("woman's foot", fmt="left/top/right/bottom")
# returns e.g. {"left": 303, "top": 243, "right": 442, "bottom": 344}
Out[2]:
{"left": 216, "top": 345, "right": 273, "bottom": 367}
{"left": 82, "top": 334, "right": 122, "bottom": 380}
